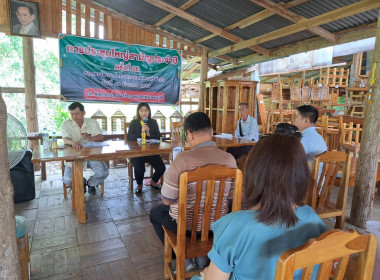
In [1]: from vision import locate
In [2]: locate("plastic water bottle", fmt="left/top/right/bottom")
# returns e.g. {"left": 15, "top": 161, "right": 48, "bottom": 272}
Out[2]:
{"left": 42, "top": 128, "right": 49, "bottom": 149}
{"left": 51, "top": 132, "right": 58, "bottom": 149}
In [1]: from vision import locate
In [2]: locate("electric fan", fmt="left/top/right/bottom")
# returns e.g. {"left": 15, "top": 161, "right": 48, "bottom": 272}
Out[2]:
{"left": 7, "top": 113, "right": 28, "bottom": 169}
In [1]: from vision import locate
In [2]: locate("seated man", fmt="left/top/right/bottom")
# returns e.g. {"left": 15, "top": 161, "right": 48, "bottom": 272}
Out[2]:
{"left": 294, "top": 105, "right": 327, "bottom": 167}
{"left": 149, "top": 112, "right": 237, "bottom": 269}
{"left": 274, "top": 123, "right": 302, "bottom": 139}
{"left": 61, "top": 102, "right": 109, "bottom": 195}
{"left": 227, "top": 102, "right": 259, "bottom": 160}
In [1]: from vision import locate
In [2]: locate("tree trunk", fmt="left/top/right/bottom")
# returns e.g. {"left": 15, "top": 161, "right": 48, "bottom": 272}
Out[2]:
{"left": 350, "top": 11, "right": 380, "bottom": 228}
{"left": 0, "top": 93, "right": 21, "bottom": 278}
{"left": 198, "top": 47, "right": 208, "bottom": 112}
{"left": 23, "top": 37, "right": 39, "bottom": 147}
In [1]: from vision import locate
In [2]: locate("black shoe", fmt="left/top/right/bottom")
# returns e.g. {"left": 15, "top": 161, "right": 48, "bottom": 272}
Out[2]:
{"left": 135, "top": 187, "right": 143, "bottom": 194}
{"left": 83, "top": 178, "right": 87, "bottom": 193}
{"left": 88, "top": 186, "right": 96, "bottom": 195}
{"left": 150, "top": 182, "right": 161, "bottom": 190}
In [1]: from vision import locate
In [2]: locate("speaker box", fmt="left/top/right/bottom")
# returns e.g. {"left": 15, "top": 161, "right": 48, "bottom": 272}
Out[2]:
{"left": 10, "top": 149, "right": 35, "bottom": 203}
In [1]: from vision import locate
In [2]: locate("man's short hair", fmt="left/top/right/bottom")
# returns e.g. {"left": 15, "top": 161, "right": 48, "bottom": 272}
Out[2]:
{"left": 239, "top": 103, "right": 249, "bottom": 108}
{"left": 275, "top": 123, "right": 302, "bottom": 139}
{"left": 17, "top": 5, "right": 34, "bottom": 15}
{"left": 68, "top": 102, "right": 84, "bottom": 112}
{"left": 297, "top": 105, "right": 318, "bottom": 124}
{"left": 183, "top": 112, "right": 212, "bottom": 133}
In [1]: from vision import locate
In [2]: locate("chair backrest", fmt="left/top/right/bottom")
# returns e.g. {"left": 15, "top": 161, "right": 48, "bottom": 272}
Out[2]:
{"left": 340, "top": 122, "right": 361, "bottom": 146}
{"left": 308, "top": 151, "right": 351, "bottom": 211}
{"left": 301, "top": 86, "right": 311, "bottom": 102}
{"left": 171, "top": 121, "right": 183, "bottom": 141}
{"left": 275, "top": 229, "right": 377, "bottom": 280}
{"left": 124, "top": 122, "right": 130, "bottom": 141}
{"left": 177, "top": 165, "right": 242, "bottom": 246}
{"left": 290, "top": 86, "right": 302, "bottom": 101}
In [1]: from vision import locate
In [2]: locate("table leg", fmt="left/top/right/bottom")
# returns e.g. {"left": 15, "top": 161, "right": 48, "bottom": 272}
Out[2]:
{"left": 71, "top": 164, "right": 76, "bottom": 210}
{"left": 73, "top": 160, "right": 86, "bottom": 224}
{"left": 41, "top": 162, "right": 46, "bottom": 180}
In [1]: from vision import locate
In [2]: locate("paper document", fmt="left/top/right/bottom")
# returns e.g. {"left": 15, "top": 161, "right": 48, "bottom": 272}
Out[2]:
{"left": 214, "top": 133, "right": 234, "bottom": 139}
{"left": 81, "top": 141, "right": 110, "bottom": 147}
{"left": 137, "top": 138, "right": 161, "bottom": 144}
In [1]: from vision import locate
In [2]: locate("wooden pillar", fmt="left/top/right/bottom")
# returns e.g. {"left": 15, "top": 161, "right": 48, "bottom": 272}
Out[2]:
{"left": 198, "top": 47, "right": 208, "bottom": 112}
{"left": 0, "top": 89, "right": 22, "bottom": 278}
{"left": 350, "top": 52, "right": 363, "bottom": 87}
{"left": 350, "top": 11, "right": 380, "bottom": 228}
{"left": 23, "top": 37, "right": 41, "bottom": 174}
{"left": 23, "top": 37, "right": 39, "bottom": 139}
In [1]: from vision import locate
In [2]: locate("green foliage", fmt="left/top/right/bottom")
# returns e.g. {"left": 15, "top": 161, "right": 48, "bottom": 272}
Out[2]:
{"left": 53, "top": 107, "right": 70, "bottom": 131}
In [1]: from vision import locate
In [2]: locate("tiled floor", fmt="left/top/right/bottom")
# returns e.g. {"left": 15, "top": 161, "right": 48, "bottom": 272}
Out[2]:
{"left": 14, "top": 163, "right": 380, "bottom": 280}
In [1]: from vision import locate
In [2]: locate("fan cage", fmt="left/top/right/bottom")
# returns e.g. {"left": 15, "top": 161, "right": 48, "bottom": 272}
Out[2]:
{"left": 7, "top": 113, "right": 28, "bottom": 169}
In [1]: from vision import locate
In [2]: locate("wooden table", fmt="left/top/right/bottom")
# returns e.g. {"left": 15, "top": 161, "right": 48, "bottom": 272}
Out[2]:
{"left": 342, "top": 116, "right": 364, "bottom": 125}
{"left": 28, "top": 130, "right": 172, "bottom": 180}
{"left": 32, "top": 137, "right": 256, "bottom": 223}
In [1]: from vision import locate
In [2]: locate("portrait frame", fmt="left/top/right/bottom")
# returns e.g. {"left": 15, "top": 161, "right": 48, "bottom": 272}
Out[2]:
{"left": 9, "top": 0, "right": 40, "bottom": 38}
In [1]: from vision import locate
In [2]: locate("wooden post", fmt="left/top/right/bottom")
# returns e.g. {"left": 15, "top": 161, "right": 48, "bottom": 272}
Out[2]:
{"left": 23, "top": 37, "right": 39, "bottom": 142}
{"left": 350, "top": 11, "right": 380, "bottom": 228}
{"left": 0, "top": 89, "right": 22, "bottom": 278}
{"left": 22, "top": 37, "right": 41, "bottom": 173}
{"left": 198, "top": 47, "right": 208, "bottom": 112}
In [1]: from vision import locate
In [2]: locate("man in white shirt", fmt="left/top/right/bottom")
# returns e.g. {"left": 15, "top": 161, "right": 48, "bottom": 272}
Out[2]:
{"left": 61, "top": 102, "right": 109, "bottom": 195}
{"left": 293, "top": 105, "right": 327, "bottom": 167}
{"left": 227, "top": 103, "right": 259, "bottom": 160}
{"left": 13, "top": 5, "right": 39, "bottom": 36}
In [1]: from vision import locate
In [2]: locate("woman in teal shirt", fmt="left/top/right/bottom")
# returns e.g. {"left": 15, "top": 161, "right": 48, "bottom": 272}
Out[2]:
{"left": 194, "top": 134, "right": 327, "bottom": 280}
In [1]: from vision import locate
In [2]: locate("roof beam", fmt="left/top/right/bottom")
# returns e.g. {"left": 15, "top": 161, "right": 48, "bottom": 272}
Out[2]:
{"left": 141, "top": 0, "right": 271, "bottom": 56}
{"left": 76, "top": 0, "right": 200, "bottom": 50}
{"left": 208, "top": 65, "right": 258, "bottom": 81}
{"left": 194, "top": 0, "right": 308, "bottom": 44}
{"left": 250, "top": 0, "right": 337, "bottom": 42}
{"left": 153, "top": 0, "right": 200, "bottom": 27}
{"left": 182, "top": 63, "right": 200, "bottom": 78}
{"left": 209, "top": 0, "right": 380, "bottom": 58}
{"left": 219, "top": 23, "right": 377, "bottom": 71}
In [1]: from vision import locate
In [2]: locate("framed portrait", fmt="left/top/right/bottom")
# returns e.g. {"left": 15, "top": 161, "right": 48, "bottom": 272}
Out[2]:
{"left": 9, "top": 0, "right": 40, "bottom": 37}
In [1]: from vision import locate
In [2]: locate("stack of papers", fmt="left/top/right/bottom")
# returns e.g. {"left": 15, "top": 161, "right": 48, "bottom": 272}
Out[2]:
{"left": 82, "top": 141, "right": 110, "bottom": 147}
{"left": 137, "top": 138, "right": 161, "bottom": 144}
{"left": 214, "top": 133, "right": 234, "bottom": 139}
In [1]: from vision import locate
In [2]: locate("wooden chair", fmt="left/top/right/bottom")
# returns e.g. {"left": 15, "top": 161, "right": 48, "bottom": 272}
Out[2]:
{"left": 163, "top": 165, "right": 243, "bottom": 280}
{"left": 308, "top": 151, "right": 351, "bottom": 229}
{"left": 18, "top": 234, "right": 30, "bottom": 280}
{"left": 340, "top": 122, "right": 361, "bottom": 157}
{"left": 170, "top": 121, "right": 183, "bottom": 141}
{"left": 323, "top": 116, "right": 343, "bottom": 151}
{"left": 275, "top": 229, "right": 377, "bottom": 280}
{"left": 62, "top": 162, "right": 104, "bottom": 198}
{"left": 124, "top": 122, "right": 154, "bottom": 191}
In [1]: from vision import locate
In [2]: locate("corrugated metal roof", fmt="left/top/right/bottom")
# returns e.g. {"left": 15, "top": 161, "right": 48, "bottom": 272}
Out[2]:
{"left": 160, "top": 17, "right": 211, "bottom": 42}
{"left": 201, "top": 36, "right": 234, "bottom": 50}
{"left": 94, "top": 0, "right": 168, "bottom": 25}
{"left": 92, "top": 0, "right": 378, "bottom": 65}
{"left": 185, "top": 0, "right": 264, "bottom": 29}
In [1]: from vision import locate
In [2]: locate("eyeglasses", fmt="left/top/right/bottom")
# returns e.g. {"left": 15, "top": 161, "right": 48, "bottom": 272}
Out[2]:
{"left": 238, "top": 108, "right": 248, "bottom": 112}
{"left": 183, "top": 130, "right": 193, "bottom": 141}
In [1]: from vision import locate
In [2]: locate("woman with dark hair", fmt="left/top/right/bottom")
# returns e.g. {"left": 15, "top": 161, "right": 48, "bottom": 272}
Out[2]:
{"left": 274, "top": 123, "right": 302, "bottom": 139}
{"left": 127, "top": 102, "right": 166, "bottom": 193}
{"left": 193, "top": 134, "right": 326, "bottom": 280}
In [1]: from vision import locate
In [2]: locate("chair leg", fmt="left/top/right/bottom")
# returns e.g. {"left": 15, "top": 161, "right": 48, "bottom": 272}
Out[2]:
{"left": 176, "top": 253, "right": 185, "bottom": 280}
{"left": 62, "top": 161, "right": 67, "bottom": 199}
{"left": 164, "top": 232, "right": 172, "bottom": 280}
{"left": 101, "top": 183, "right": 104, "bottom": 195}
{"left": 17, "top": 235, "right": 29, "bottom": 280}
{"left": 335, "top": 215, "right": 344, "bottom": 229}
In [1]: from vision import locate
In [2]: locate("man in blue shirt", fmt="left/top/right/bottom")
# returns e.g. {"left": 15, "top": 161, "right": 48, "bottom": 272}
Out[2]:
{"left": 227, "top": 103, "right": 259, "bottom": 160}
{"left": 294, "top": 105, "right": 327, "bottom": 167}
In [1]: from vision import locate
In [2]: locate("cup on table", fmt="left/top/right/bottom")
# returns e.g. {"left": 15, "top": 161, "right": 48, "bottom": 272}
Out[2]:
{"left": 43, "top": 139, "right": 52, "bottom": 150}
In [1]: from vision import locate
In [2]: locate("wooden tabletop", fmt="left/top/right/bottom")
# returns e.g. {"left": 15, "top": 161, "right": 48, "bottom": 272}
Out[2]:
{"left": 32, "top": 136, "right": 256, "bottom": 163}
{"left": 28, "top": 130, "right": 172, "bottom": 141}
